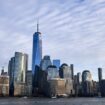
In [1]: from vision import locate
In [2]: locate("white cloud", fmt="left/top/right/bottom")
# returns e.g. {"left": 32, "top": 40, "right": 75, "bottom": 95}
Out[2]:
{"left": 0, "top": 0, "right": 105, "bottom": 80}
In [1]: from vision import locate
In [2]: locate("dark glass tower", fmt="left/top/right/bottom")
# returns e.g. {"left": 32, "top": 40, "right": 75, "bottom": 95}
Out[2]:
{"left": 32, "top": 23, "right": 42, "bottom": 92}
{"left": 70, "top": 64, "right": 74, "bottom": 80}
{"left": 98, "top": 68, "right": 102, "bottom": 82}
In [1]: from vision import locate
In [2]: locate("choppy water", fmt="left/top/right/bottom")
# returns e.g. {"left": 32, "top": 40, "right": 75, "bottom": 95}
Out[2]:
{"left": 0, "top": 97, "right": 105, "bottom": 105}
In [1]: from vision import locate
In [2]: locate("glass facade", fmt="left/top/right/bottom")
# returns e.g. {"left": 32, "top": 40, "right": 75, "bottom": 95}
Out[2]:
{"left": 82, "top": 70, "right": 92, "bottom": 82}
{"left": 32, "top": 31, "right": 42, "bottom": 75}
{"left": 53, "top": 59, "right": 60, "bottom": 70}
{"left": 14, "top": 52, "right": 28, "bottom": 83}
{"left": 8, "top": 52, "right": 28, "bottom": 96}
{"left": 47, "top": 66, "right": 59, "bottom": 80}
{"left": 9, "top": 52, "right": 28, "bottom": 83}
{"left": 59, "top": 64, "right": 72, "bottom": 79}
{"left": 77, "top": 72, "right": 82, "bottom": 84}
{"left": 40, "top": 56, "right": 52, "bottom": 71}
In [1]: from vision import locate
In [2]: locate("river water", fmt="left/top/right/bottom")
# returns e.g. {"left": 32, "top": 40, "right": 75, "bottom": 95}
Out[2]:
{"left": 0, "top": 97, "right": 104, "bottom": 105}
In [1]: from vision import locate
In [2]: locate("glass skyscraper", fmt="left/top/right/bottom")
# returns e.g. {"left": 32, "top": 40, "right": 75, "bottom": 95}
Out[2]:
{"left": 8, "top": 52, "right": 28, "bottom": 84}
{"left": 8, "top": 52, "right": 28, "bottom": 96}
{"left": 32, "top": 23, "right": 42, "bottom": 91}
{"left": 53, "top": 59, "right": 60, "bottom": 70}
{"left": 32, "top": 23, "right": 42, "bottom": 74}
{"left": 40, "top": 55, "right": 52, "bottom": 71}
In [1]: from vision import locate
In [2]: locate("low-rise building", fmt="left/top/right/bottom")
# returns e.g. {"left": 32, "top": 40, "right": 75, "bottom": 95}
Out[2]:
{"left": 14, "top": 83, "right": 26, "bottom": 96}
{"left": 46, "top": 78, "right": 66, "bottom": 97}
{"left": 0, "top": 76, "right": 9, "bottom": 96}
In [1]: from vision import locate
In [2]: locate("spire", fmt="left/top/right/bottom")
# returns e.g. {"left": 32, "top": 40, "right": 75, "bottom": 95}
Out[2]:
{"left": 37, "top": 20, "right": 39, "bottom": 32}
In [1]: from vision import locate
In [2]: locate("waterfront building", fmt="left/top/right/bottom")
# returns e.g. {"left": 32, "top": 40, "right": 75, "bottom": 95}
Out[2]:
{"left": 32, "top": 23, "right": 42, "bottom": 93}
{"left": 53, "top": 59, "right": 60, "bottom": 70}
{"left": 74, "top": 75, "right": 78, "bottom": 96}
{"left": 47, "top": 65, "right": 59, "bottom": 80}
{"left": 100, "top": 80, "right": 105, "bottom": 96}
{"left": 59, "top": 64, "right": 72, "bottom": 79}
{"left": 59, "top": 64, "right": 74, "bottom": 96}
{"left": 82, "top": 70, "right": 92, "bottom": 82}
{"left": 14, "top": 83, "right": 26, "bottom": 96}
{"left": 46, "top": 78, "right": 66, "bottom": 97}
{"left": 14, "top": 52, "right": 28, "bottom": 83}
{"left": 0, "top": 75, "right": 9, "bottom": 96}
{"left": 8, "top": 57, "right": 15, "bottom": 96}
{"left": 93, "top": 81, "right": 98, "bottom": 96}
{"left": 82, "top": 70, "right": 93, "bottom": 96}
{"left": 98, "top": 68, "right": 102, "bottom": 94}
{"left": 77, "top": 72, "right": 82, "bottom": 96}
{"left": 40, "top": 55, "right": 52, "bottom": 71}
{"left": 8, "top": 52, "right": 28, "bottom": 96}
{"left": 26, "top": 71, "right": 32, "bottom": 96}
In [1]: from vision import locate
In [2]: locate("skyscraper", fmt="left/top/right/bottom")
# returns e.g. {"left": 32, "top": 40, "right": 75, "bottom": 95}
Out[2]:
{"left": 98, "top": 68, "right": 102, "bottom": 82}
{"left": 59, "top": 64, "right": 72, "bottom": 79}
{"left": 47, "top": 65, "right": 59, "bottom": 80}
{"left": 32, "top": 23, "right": 42, "bottom": 93}
{"left": 70, "top": 64, "right": 74, "bottom": 80}
{"left": 40, "top": 55, "right": 52, "bottom": 71}
{"left": 82, "top": 70, "right": 93, "bottom": 96}
{"left": 8, "top": 52, "right": 28, "bottom": 96}
{"left": 59, "top": 64, "right": 74, "bottom": 96}
{"left": 82, "top": 70, "right": 92, "bottom": 82}
{"left": 8, "top": 57, "right": 15, "bottom": 96}
{"left": 9, "top": 52, "right": 28, "bottom": 84}
{"left": 14, "top": 52, "right": 28, "bottom": 83}
{"left": 53, "top": 59, "right": 60, "bottom": 70}
{"left": 77, "top": 72, "right": 82, "bottom": 85}
{"left": 32, "top": 23, "right": 42, "bottom": 75}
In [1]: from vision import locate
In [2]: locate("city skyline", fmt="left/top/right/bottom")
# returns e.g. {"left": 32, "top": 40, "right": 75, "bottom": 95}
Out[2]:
{"left": 0, "top": 0, "right": 105, "bottom": 80}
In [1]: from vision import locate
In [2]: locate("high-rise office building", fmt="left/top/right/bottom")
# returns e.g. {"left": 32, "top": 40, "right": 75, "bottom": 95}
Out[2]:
{"left": 47, "top": 65, "right": 59, "bottom": 80}
{"left": 8, "top": 52, "right": 28, "bottom": 96}
{"left": 98, "top": 68, "right": 102, "bottom": 82}
{"left": 70, "top": 64, "right": 74, "bottom": 80}
{"left": 100, "top": 80, "right": 105, "bottom": 96}
{"left": 26, "top": 71, "right": 32, "bottom": 96}
{"left": 8, "top": 57, "right": 15, "bottom": 96}
{"left": 59, "top": 64, "right": 74, "bottom": 96}
{"left": 82, "top": 70, "right": 92, "bottom": 82}
{"left": 59, "top": 64, "right": 72, "bottom": 79}
{"left": 32, "top": 23, "right": 42, "bottom": 75}
{"left": 82, "top": 70, "right": 93, "bottom": 96}
{"left": 14, "top": 52, "right": 28, "bottom": 83}
{"left": 32, "top": 23, "right": 42, "bottom": 94}
{"left": 76, "top": 73, "right": 82, "bottom": 96}
{"left": 9, "top": 52, "right": 28, "bottom": 83}
{"left": 40, "top": 56, "right": 52, "bottom": 71}
{"left": 53, "top": 59, "right": 60, "bottom": 70}
{"left": 77, "top": 72, "right": 82, "bottom": 85}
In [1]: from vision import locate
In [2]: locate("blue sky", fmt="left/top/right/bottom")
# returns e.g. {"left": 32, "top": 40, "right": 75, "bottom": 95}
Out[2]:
{"left": 0, "top": 0, "right": 105, "bottom": 80}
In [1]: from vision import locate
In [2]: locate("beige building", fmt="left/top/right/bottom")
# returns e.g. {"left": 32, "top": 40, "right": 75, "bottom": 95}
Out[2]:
{"left": 14, "top": 83, "right": 26, "bottom": 96}
{"left": 47, "top": 78, "right": 66, "bottom": 97}
{"left": 0, "top": 76, "right": 9, "bottom": 96}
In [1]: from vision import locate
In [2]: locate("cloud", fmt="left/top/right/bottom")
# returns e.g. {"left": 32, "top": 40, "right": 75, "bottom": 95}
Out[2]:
{"left": 0, "top": 0, "right": 105, "bottom": 80}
